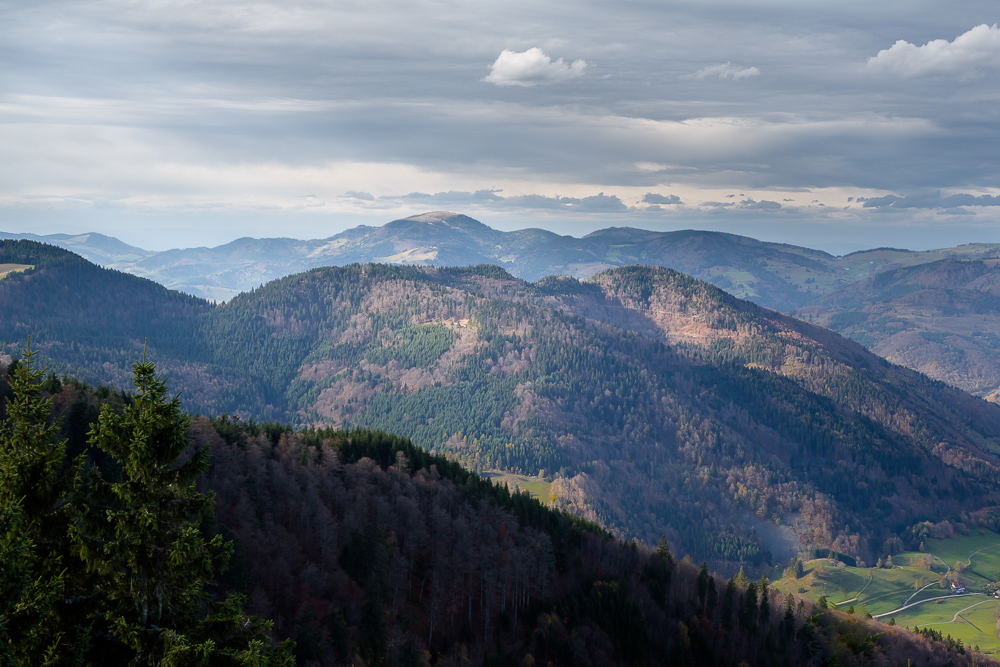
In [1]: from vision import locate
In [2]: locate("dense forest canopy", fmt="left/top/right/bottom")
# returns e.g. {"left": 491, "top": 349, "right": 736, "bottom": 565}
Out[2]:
{"left": 1, "top": 357, "right": 992, "bottom": 667}
{"left": 4, "top": 240, "right": 1000, "bottom": 569}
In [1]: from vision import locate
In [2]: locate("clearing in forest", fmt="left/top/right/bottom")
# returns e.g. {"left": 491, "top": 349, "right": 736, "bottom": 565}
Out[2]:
{"left": 0, "top": 263, "right": 32, "bottom": 280}
{"left": 482, "top": 470, "right": 552, "bottom": 501}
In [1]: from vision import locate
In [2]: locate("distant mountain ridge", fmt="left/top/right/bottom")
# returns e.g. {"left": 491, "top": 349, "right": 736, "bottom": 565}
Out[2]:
{"left": 7, "top": 212, "right": 1000, "bottom": 400}
{"left": 10, "top": 211, "right": 997, "bottom": 308}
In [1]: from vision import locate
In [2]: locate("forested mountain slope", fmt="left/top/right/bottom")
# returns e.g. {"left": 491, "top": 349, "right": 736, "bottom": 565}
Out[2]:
{"left": 6, "top": 240, "right": 1000, "bottom": 569}
{"left": 0, "top": 240, "right": 211, "bottom": 388}
{"left": 798, "top": 258, "right": 1000, "bottom": 401}
{"left": 5, "top": 367, "right": 989, "bottom": 667}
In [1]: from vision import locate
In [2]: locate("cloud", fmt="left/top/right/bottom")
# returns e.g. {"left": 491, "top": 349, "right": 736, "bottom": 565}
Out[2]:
{"left": 739, "top": 198, "right": 781, "bottom": 210}
{"left": 682, "top": 62, "right": 760, "bottom": 81}
{"left": 398, "top": 189, "right": 503, "bottom": 203}
{"left": 502, "top": 193, "right": 626, "bottom": 212}
{"left": 484, "top": 48, "right": 587, "bottom": 87}
{"left": 368, "top": 190, "right": 627, "bottom": 213}
{"left": 7, "top": 0, "right": 1000, "bottom": 252}
{"left": 343, "top": 190, "right": 375, "bottom": 201}
{"left": 867, "top": 24, "right": 1000, "bottom": 77}
{"left": 861, "top": 192, "right": 1000, "bottom": 209}
{"left": 643, "top": 193, "right": 682, "bottom": 205}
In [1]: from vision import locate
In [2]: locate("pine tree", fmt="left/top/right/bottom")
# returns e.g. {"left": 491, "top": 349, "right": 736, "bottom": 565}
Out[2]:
{"left": 696, "top": 562, "right": 710, "bottom": 609}
{"left": 721, "top": 579, "right": 736, "bottom": 630}
{"left": 0, "top": 343, "right": 83, "bottom": 664}
{"left": 641, "top": 536, "right": 675, "bottom": 608}
{"left": 0, "top": 500, "right": 64, "bottom": 666}
{"left": 77, "top": 356, "right": 293, "bottom": 665}
{"left": 758, "top": 575, "right": 770, "bottom": 626}
{"left": 706, "top": 577, "right": 718, "bottom": 616}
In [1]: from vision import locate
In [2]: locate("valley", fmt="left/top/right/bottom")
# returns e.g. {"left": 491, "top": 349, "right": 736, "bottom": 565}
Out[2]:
{"left": 773, "top": 528, "right": 1000, "bottom": 655}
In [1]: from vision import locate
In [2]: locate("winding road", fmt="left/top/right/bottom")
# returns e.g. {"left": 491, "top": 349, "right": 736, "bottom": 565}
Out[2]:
{"left": 872, "top": 543, "right": 1000, "bottom": 620}
{"left": 873, "top": 592, "right": 981, "bottom": 619}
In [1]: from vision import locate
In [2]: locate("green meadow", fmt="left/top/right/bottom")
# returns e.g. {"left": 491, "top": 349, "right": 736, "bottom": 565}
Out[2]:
{"left": 773, "top": 529, "right": 1000, "bottom": 654}
{"left": 0, "top": 263, "right": 32, "bottom": 280}
{"left": 482, "top": 470, "right": 552, "bottom": 501}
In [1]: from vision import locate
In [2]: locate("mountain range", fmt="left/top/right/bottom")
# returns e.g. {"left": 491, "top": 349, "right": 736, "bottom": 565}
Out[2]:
{"left": 4, "top": 238, "right": 1000, "bottom": 570}
{"left": 6, "top": 212, "right": 1000, "bottom": 403}
{"left": 6, "top": 212, "right": 998, "bottom": 309}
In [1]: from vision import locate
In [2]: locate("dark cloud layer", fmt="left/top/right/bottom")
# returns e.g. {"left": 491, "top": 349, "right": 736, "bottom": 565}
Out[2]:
{"left": 643, "top": 193, "right": 683, "bottom": 205}
{"left": 351, "top": 190, "right": 628, "bottom": 213}
{"left": 860, "top": 192, "right": 1000, "bottom": 209}
{"left": 1, "top": 1, "right": 1000, "bottom": 249}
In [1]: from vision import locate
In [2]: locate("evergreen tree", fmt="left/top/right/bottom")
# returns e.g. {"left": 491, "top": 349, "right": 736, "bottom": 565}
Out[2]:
{"left": 779, "top": 594, "right": 795, "bottom": 646}
{"left": 641, "top": 537, "right": 675, "bottom": 608}
{"left": 0, "top": 343, "right": 84, "bottom": 664}
{"left": 76, "top": 356, "right": 292, "bottom": 665}
{"left": 656, "top": 536, "right": 674, "bottom": 567}
{"left": 740, "top": 582, "right": 758, "bottom": 632}
{"left": 706, "top": 577, "right": 718, "bottom": 616}
{"left": 696, "top": 562, "right": 710, "bottom": 609}
{"left": 0, "top": 500, "right": 64, "bottom": 666}
{"left": 758, "top": 575, "right": 770, "bottom": 627}
{"left": 721, "top": 579, "right": 736, "bottom": 630}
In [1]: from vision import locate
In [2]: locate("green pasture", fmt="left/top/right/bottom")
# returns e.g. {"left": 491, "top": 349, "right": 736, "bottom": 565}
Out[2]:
{"left": 923, "top": 530, "right": 1000, "bottom": 582}
{"left": 773, "top": 559, "right": 939, "bottom": 616}
{"left": 892, "top": 597, "right": 1000, "bottom": 655}
{"left": 482, "top": 471, "right": 552, "bottom": 501}
{"left": 773, "top": 529, "right": 1000, "bottom": 651}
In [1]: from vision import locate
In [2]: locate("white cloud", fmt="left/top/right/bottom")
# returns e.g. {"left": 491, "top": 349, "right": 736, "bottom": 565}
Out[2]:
{"left": 867, "top": 24, "right": 1000, "bottom": 77}
{"left": 682, "top": 62, "right": 760, "bottom": 81}
{"left": 483, "top": 48, "right": 587, "bottom": 87}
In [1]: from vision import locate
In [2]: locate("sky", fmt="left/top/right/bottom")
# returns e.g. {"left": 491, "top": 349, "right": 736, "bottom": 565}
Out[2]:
{"left": 1, "top": 0, "right": 999, "bottom": 253}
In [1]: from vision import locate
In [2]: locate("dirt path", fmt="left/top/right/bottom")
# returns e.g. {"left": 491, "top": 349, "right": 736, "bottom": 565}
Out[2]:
{"left": 930, "top": 553, "right": 951, "bottom": 573}
{"left": 963, "top": 543, "right": 1000, "bottom": 568}
{"left": 903, "top": 582, "right": 938, "bottom": 606}
{"left": 838, "top": 573, "right": 874, "bottom": 605}
{"left": 906, "top": 599, "right": 994, "bottom": 633}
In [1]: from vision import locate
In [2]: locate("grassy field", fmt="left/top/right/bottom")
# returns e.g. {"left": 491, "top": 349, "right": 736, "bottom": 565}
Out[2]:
{"left": 482, "top": 471, "right": 552, "bottom": 501}
{"left": 0, "top": 263, "right": 32, "bottom": 280}
{"left": 773, "top": 529, "right": 1000, "bottom": 654}
{"left": 892, "top": 597, "right": 999, "bottom": 652}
